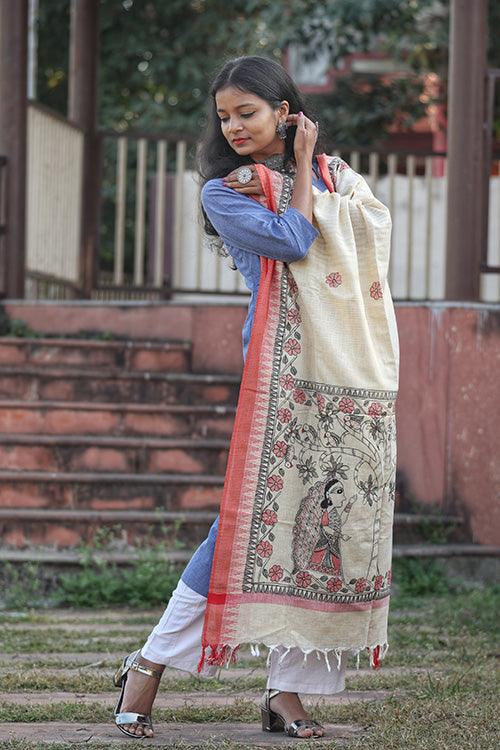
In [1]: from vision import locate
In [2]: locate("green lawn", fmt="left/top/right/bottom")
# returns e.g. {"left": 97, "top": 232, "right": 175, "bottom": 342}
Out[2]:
{"left": 0, "top": 571, "right": 498, "bottom": 750}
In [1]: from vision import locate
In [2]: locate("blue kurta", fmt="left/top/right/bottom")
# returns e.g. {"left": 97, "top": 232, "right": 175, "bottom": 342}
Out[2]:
{"left": 201, "top": 160, "right": 328, "bottom": 359}
{"left": 183, "top": 160, "right": 328, "bottom": 596}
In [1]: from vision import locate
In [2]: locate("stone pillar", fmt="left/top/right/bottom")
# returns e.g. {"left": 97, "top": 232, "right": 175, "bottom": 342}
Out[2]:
{"left": 445, "top": 0, "right": 488, "bottom": 300}
{"left": 0, "top": 1, "right": 28, "bottom": 298}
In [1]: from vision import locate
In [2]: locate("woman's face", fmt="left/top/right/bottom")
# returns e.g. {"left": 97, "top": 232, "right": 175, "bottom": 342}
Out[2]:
{"left": 326, "top": 482, "right": 344, "bottom": 503}
{"left": 215, "top": 85, "right": 289, "bottom": 163}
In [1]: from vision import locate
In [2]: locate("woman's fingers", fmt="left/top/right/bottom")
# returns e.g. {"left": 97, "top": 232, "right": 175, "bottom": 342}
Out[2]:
{"left": 286, "top": 113, "right": 318, "bottom": 131}
{"left": 228, "top": 184, "right": 263, "bottom": 194}
{"left": 224, "top": 165, "right": 264, "bottom": 194}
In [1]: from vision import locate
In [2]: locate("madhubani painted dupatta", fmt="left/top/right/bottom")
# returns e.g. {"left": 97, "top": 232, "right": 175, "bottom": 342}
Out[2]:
{"left": 198, "top": 154, "right": 400, "bottom": 673}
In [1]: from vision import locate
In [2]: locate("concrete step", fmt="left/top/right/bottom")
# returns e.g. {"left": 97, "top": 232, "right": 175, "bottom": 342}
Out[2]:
{"left": 0, "top": 507, "right": 465, "bottom": 549}
{"left": 0, "top": 720, "right": 364, "bottom": 747}
{"left": 0, "top": 469, "right": 224, "bottom": 518}
{"left": 0, "top": 366, "right": 240, "bottom": 404}
{"left": 0, "top": 433, "right": 229, "bottom": 475}
{"left": 0, "top": 400, "right": 236, "bottom": 437}
{"left": 0, "top": 508, "right": 218, "bottom": 549}
{"left": 1, "top": 544, "right": 499, "bottom": 568}
{"left": 0, "top": 337, "right": 191, "bottom": 372}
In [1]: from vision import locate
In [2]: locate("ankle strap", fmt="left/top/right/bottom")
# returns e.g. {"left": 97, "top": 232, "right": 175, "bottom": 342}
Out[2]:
{"left": 267, "top": 689, "right": 283, "bottom": 700}
{"left": 129, "top": 661, "right": 162, "bottom": 680}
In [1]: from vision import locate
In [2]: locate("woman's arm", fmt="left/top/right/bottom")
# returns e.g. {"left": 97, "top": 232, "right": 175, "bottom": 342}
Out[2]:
{"left": 201, "top": 179, "right": 318, "bottom": 263}
{"left": 287, "top": 112, "right": 317, "bottom": 223}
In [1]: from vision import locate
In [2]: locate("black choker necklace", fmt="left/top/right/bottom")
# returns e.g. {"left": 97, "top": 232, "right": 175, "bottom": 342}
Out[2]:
{"left": 254, "top": 153, "right": 296, "bottom": 175}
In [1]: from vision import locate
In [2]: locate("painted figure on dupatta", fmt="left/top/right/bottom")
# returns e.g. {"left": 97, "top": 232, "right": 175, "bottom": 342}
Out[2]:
{"left": 292, "top": 476, "right": 353, "bottom": 578}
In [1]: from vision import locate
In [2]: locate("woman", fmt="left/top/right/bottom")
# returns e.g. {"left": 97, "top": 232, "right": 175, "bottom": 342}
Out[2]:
{"left": 113, "top": 55, "right": 399, "bottom": 741}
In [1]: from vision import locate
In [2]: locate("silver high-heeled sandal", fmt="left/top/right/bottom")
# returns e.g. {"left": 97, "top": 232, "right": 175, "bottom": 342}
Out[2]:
{"left": 113, "top": 649, "right": 163, "bottom": 739}
{"left": 260, "top": 689, "right": 325, "bottom": 738}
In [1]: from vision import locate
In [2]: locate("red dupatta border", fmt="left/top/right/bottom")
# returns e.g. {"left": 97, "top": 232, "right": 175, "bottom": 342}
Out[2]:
{"left": 198, "top": 156, "right": 381, "bottom": 671}
{"left": 198, "top": 163, "right": 278, "bottom": 670}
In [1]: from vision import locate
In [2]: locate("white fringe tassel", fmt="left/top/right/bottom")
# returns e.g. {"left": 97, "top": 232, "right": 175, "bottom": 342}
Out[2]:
{"left": 248, "top": 641, "right": 389, "bottom": 672}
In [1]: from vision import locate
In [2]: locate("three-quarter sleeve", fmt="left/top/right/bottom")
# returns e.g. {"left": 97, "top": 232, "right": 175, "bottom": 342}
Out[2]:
{"left": 201, "top": 178, "right": 319, "bottom": 263}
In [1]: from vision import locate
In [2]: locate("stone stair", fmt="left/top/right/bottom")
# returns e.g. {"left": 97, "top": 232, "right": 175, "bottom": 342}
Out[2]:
{"left": 0, "top": 334, "right": 498, "bottom": 567}
{"left": 0, "top": 336, "right": 233, "bottom": 557}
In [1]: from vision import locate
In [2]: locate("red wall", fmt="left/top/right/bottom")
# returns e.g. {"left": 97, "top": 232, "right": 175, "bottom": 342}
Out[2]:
{"left": 5, "top": 301, "right": 499, "bottom": 545}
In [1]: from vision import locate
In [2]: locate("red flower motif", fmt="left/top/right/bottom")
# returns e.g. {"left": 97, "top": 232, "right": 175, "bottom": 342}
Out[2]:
{"left": 295, "top": 571, "right": 312, "bottom": 587}
{"left": 277, "top": 408, "right": 292, "bottom": 423}
{"left": 387, "top": 569, "right": 392, "bottom": 585}
{"left": 315, "top": 393, "right": 326, "bottom": 412}
{"left": 339, "top": 397, "right": 355, "bottom": 413}
{"left": 262, "top": 509, "right": 278, "bottom": 525}
{"left": 269, "top": 564, "right": 284, "bottom": 582}
{"left": 293, "top": 388, "right": 306, "bottom": 404}
{"left": 287, "top": 308, "right": 301, "bottom": 324}
{"left": 279, "top": 374, "right": 295, "bottom": 390}
{"left": 327, "top": 577, "right": 343, "bottom": 593}
{"left": 370, "top": 281, "right": 383, "bottom": 300}
{"left": 273, "top": 441, "right": 288, "bottom": 458}
{"left": 267, "top": 475, "right": 284, "bottom": 492}
{"left": 288, "top": 275, "right": 298, "bottom": 295}
{"left": 256, "top": 540, "right": 273, "bottom": 558}
{"left": 368, "top": 402, "right": 383, "bottom": 418}
{"left": 326, "top": 271, "right": 342, "bottom": 288}
{"left": 355, "top": 577, "right": 367, "bottom": 593}
{"left": 374, "top": 575, "right": 384, "bottom": 591}
{"left": 284, "top": 338, "right": 301, "bottom": 356}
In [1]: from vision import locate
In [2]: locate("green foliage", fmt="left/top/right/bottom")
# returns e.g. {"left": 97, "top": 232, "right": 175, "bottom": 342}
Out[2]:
{"left": 392, "top": 557, "right": 453, "bottom": 597}
{"left": 37, "top": 0, "right": 286, "bottom": 134}
{"left": 0, "top": 306, "right": 41, "bottom": 338}
{"left": 56, "top": 548, "right": 180, "bottom": 608}
{"left": 35, "top": 0, "right": 500, "bottom": 148}
{"left": 4, "top": 319, "right": 41, "bottom": 339}
{"left": 0, "top": 563, "right": 45, "bottom": 609}
{"left": 309, "top": 74, "right": 427, "bottom": 147}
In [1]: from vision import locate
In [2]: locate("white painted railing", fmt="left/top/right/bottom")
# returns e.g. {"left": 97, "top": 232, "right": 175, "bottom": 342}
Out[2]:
{"left": 26, "top": 103, "right": 84, "bottom": 298}
{"left": 97, "top": 136, "right": 500, "bottom": 303}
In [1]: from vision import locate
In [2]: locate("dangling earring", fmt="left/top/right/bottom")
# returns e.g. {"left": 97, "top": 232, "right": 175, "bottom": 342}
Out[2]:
{"left": 276, "top": 121, "right": 287, "bottom": 140}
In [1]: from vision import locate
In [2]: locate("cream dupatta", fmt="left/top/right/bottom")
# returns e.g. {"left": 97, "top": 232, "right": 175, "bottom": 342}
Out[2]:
{"left": 198, "top": 155, "right": 399, "bottom": 672}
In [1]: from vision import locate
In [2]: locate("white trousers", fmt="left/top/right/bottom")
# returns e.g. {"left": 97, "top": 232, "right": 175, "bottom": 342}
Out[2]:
{"left": 141, "top": 579, "right": 347, "bottom": 694}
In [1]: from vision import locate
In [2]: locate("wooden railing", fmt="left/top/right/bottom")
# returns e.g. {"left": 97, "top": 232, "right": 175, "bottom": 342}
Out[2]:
{"left": 95, "top": 135, "right": 500, "bottom": 303}
{"left": 94, "top": 131, "right": 252, "bottom": 300}
{"left": 25, "top": 102, "right": 84, "bottom": 299}
{"left": 20, "top": 111, "right": 500, "bottom": 303}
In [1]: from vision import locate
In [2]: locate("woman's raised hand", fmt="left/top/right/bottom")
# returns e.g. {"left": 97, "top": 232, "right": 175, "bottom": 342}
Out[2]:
{"left": 223, "top": 165, "right": 264, "bottom": 195}
{"left": 287, "top": 112, "right": 318, "bottom": 164}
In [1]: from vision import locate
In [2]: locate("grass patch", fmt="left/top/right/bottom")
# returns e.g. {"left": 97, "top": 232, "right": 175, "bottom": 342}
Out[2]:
{"left": 2, "top": 540, "right": 486, "bottom": 611}
{"left": 0, "top": 672, "right": 268, "bottom": 694}
{"left": 0, "top": 629, "right": 142, "bottom": 654}
{"left": 1, "top": 664, "right": 497, "bottom": 749}
{"left": 0, "top": 748, "right": 258, "bottom": 750}
{"left": 55, "top": 543, "right": 182, "bottom": 609}
{"left": 0, "top": 664, "right": 497, "bottom": 749}
{"left": 0, "top": 699, "right": 259, "bottom": 724}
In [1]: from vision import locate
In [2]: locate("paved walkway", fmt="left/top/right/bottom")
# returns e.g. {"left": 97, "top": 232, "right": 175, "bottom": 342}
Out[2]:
{"left": 3, "top": 720, "right": 363, "bottom": 746}
{"left": 0, "top": 608, "right": 416, "bottom": 747}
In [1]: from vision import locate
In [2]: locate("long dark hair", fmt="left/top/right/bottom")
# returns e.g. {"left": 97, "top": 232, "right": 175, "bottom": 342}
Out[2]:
{"left": 198, "top": 55, "right": 321, "bottom": 238}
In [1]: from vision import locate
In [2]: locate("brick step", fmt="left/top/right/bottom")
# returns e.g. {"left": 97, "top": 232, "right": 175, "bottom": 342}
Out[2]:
{"left": 0, "top": 509, "right": 218, "bottom": 549}
{"left": 0, "top": 401, "right": 236, "bottom": 437}
{"left": 0, "top": 507, "right": 466, "bottom": 550}
{"left": 0, "top": 470, "right": 224, "bottom": 514}
{"left": 1, "top": 543, "right": 499, "bottom": 566}
{"left": 0, "top": 366, "right": 240, "bottom": 404}
{"left": 0, "top": 337, "right": 191, "bottom": 372}
{"left": 0, "top": 434, "right": 230, "bottom": 475}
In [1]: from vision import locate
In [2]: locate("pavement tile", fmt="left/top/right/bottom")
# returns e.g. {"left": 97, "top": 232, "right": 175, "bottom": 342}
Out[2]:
{"left": 2, "top": 720, "right": 363, "bottom": 746}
